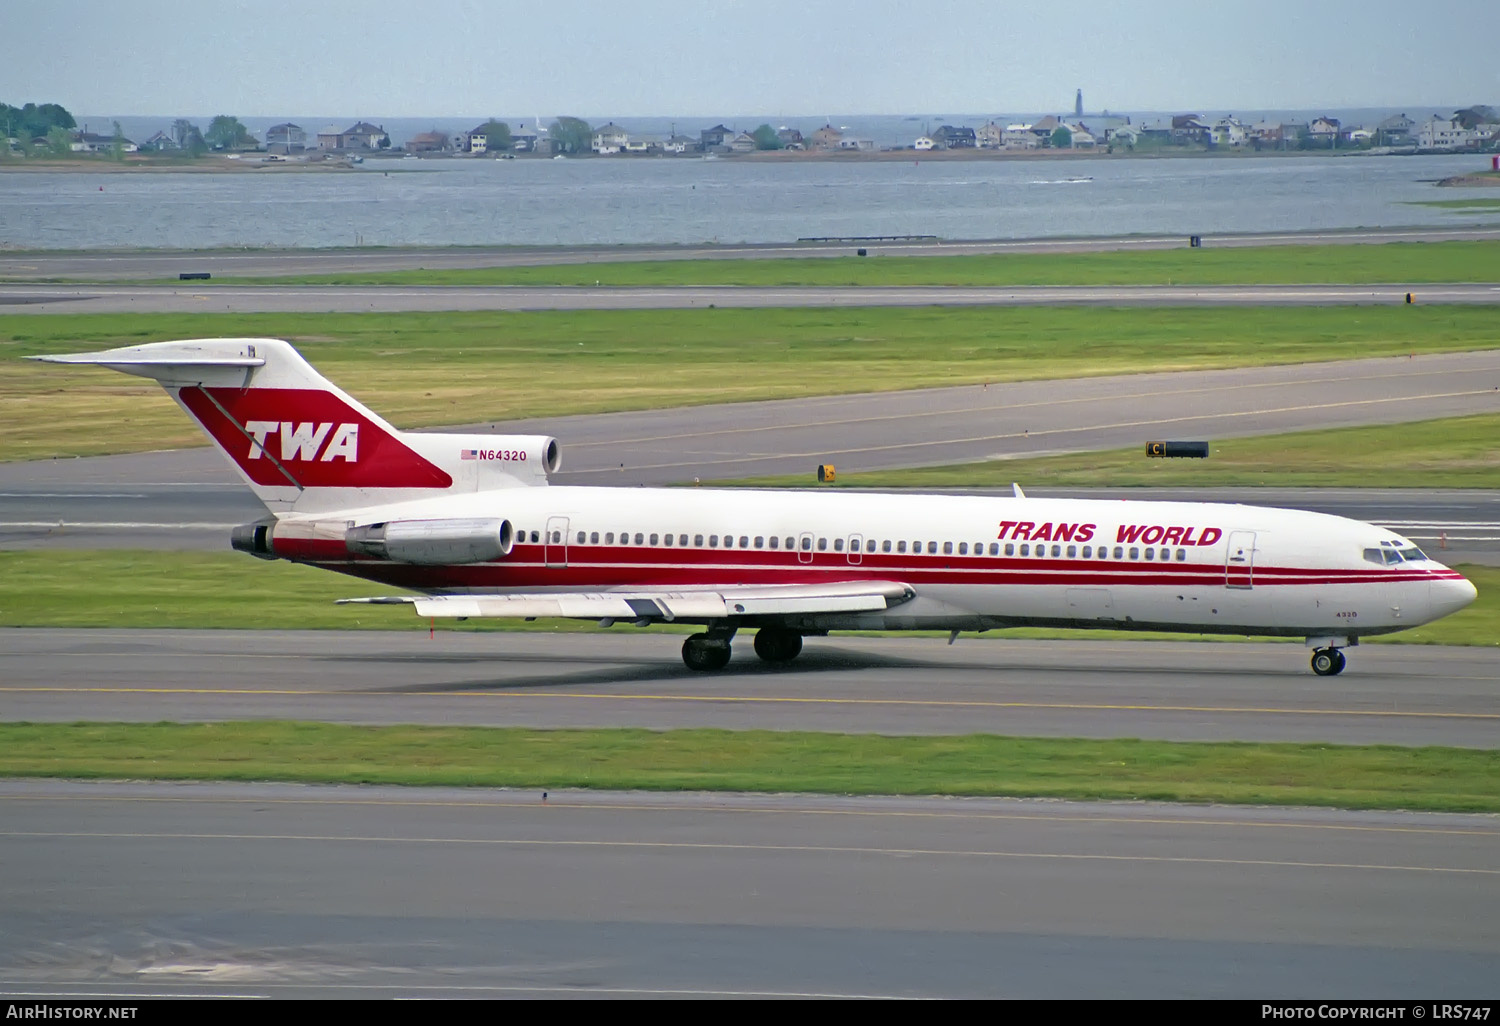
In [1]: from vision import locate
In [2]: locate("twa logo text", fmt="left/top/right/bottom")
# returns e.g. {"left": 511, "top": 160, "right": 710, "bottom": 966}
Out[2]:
{"left": 244, "top": 421, "right": 359, "bottom": 462}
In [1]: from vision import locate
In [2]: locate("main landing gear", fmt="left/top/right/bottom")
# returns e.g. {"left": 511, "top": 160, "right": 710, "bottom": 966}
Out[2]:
{"left": 1310, "top": 648, "right": 1347, "bottom": 676}
{"left": 681, "top": 627, "right": 805, "bottom": 671}
{"left": 752, "top": 627, "right": 803, "bottom": 663}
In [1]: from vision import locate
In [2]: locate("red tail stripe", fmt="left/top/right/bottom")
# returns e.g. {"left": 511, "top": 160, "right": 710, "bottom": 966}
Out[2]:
{"left": 180, "top": 387, "right": 451, "bottom": 489}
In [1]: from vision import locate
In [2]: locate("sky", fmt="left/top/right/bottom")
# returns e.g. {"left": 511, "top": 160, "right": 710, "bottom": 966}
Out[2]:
{"left": 4, "top": 0, "right": 1497, "bottom": 118}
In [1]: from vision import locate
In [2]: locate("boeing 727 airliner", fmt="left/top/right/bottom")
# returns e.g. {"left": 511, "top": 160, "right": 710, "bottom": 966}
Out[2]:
{"left": 35, "top": 338, "right": 1477, "bottom": 674}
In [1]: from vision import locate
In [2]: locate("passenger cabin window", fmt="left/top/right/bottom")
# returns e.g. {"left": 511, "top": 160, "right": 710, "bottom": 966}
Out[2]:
{"left": 1004, "top": 543, "right": 1014, "bottom": 556}
{"left": 883, "top": 540, "right": 892, "bottom": 553}
{"left": 1129, "top": 547, "right": 1140, "bottom": 560}
{"left": 785, "top": 537, "right": 795, "bottom": 550}
{"left": 605, "top": 532, "right": 615, "bottom": 544}
{"left": 694, "top": 534, "right": 704, "bottom": 547}
{"left": 958, "top": 542, "right": 967, "bottom": 555}
{"left": 769, "top": 536, "right": 779, "bottom": 550}
{"left": 1113, "top": 546, "right": 1124, "bottom": 559}
{"left": 740, "top": 536, "right": 749, "bottom": 548}
{"left": 1067, "top": 545, "right": 1077, "bottom": 558}
{"left": 1019, "top": 544, "right": 1029, "bottom": 556}
{"left": 834, "top": 538, "right": 844, "bottom": 552}
{"left": 755, "top": 536, "right": 764, "bottom": 549}
{"left": 801, "top": 537, "right": 812, "bottom": 551}
{"left": 649, "top": 533, "right": 658, "bottom": 545}
{"left": 723, "top": 536, "right": 732, "bottom": 549}
{"left": 530, "top": 531, "right": 539, "bottom": 543}
{"left": 989, "top": 543, "right": 999, "bottom": 556}
{"left": 1176, "top": 548, "right": 1186, "bottom": 561}
{"left": 709, "top": 535, "right": 719, "bottom": 548}
{"left": 866, "top": 539, "right": 876, "bottom": 553}
{"left": 663, "top": 533, "right": 672, "bottom": 546}
{"left": 897, "top": 541, "right": 907, "bottom": 554}
{"left": 632, "top": 533, "right": 642, "bottom": 545}
{"left": 679, "top": 534, "right": 688, "bottom": 547}
{"left": 1145, "top": 547, "right": 1155, "bottom": 560}
{"left": 1051, "top": 544, "right": 1061, "bottom": 557}
{"left": 1081, "top": 545, "right": 1091, "bottom": 558}
{"left": 928, "top": 541, "right": 938, "bottom": 555}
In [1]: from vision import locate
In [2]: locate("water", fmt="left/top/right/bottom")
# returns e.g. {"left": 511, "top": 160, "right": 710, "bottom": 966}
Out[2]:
{"left": 0, "top": 153, "right": 1491, "bottom": 250}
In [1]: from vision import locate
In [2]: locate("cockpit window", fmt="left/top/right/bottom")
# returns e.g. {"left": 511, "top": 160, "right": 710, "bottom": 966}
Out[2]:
{"left": 1364, "top": 540, "right": 1430, "bottom": 565}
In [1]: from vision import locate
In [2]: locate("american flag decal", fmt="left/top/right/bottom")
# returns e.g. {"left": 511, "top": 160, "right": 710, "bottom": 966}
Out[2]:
{"left": 460, "top": 449, "right": 477, "bottom": 460}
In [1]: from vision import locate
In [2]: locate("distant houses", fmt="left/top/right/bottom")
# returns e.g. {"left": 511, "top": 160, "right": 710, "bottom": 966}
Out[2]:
{"left": 405, "top": 130, "right": 450, "bottom": 154}
{"left": 76, "top": 104, "right": 1499, "bottom": 166}
{"left": 68, "top": 130, "right": 136, "bottom": 153}
{"left": 265, "top": 123, "right": 306, "bottom": 154}
{"left": 316, "top": 121, "right": 389, "bottom": 152}
{"left": 591, "top": 122, "right": 628, "bottom": 155}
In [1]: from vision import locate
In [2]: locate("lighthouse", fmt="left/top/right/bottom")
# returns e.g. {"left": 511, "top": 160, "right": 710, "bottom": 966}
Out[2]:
{"left": 1075, "top": 89, "right": 1083, "bottom": 116}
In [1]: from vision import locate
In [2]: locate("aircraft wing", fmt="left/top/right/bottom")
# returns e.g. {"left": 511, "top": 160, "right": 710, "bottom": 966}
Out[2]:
{"left": 340, "top": 580, "right": 914, "bottom": 621}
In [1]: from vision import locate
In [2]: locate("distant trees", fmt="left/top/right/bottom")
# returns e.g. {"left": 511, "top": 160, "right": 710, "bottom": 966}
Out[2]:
{"left": 474, "top": 120, "right": 512, "bottom": 151}
{"left": 44, "top": 126, "right": 72, "bottom": 156}
{"left": 205, "top": 115, "right": 254, "bottom": 150}
{"left": 751, "top": 124, "right": 782, "bottom": 150}
{"left": 170, "top": 119, "right": 208, "bottom": 156}
{"left": 1050, "top": 126, "right": 1072, "bottom": 149}
{"left": 548, "top": 117, "right": 592, "bottom": 154}
{"left": 0, "top": 101, "right": 76, "bottom": 143}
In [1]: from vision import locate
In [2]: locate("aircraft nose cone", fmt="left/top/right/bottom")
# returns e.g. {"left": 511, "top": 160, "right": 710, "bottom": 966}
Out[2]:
{"left": 1432, "top": 575, "right": 1478, "bottom": 619}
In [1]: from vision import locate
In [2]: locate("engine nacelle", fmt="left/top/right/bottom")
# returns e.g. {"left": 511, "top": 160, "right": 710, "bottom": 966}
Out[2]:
{"left": 345, "top": 518, "right": 514, "bottom": 564}
{"left": 406, "top": 432, "right": 561, "bottom": 486}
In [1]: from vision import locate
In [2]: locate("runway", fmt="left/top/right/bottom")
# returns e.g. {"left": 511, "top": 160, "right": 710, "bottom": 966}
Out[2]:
{"left": 2, "top": 780, "right": 1496, "bottom": 998}
{"left": 3, "top": 224, "right": 1497, "bottom": 281}
{"left": 4, "top": 630, "right": 1497, "bottom": 747}
{"left": 5, "top": 280, "right": 1500, "bottom": 313}
{"left": 5, "top": 351, "right": 1498, "bottom": 559}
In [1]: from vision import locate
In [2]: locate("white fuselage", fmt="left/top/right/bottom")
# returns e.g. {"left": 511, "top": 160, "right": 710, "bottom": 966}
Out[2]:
{"left": 280, "top": 487, "right": 1477, "bottom": 639}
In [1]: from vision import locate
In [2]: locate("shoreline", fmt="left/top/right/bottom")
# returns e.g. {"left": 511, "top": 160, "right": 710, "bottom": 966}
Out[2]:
{"left": 4, "top": 147, "right": 1496, "bottom": 173}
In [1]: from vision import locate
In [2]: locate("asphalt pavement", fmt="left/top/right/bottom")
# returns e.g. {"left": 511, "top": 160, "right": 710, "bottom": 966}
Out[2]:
{"left": 5, "top": 280, "right": 1500, "bottom": 313}
{"left": 3, "top": 224, "right": 1497, "bottom": 280}
{"left": 4, "top": 630, "right": 1496, "bottom": 747}
{"left": 2, "top": 781, "right": 1495, "bottom": 998}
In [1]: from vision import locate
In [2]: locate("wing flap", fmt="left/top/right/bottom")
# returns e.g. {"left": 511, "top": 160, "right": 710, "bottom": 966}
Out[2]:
{"left": 339, "top": 580, "right": 913, "bottom": 621}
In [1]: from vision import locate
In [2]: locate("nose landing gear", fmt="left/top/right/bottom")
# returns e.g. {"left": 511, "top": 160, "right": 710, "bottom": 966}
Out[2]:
{"left": 1310, "top": 648, "right": 1347, "bottom": 676}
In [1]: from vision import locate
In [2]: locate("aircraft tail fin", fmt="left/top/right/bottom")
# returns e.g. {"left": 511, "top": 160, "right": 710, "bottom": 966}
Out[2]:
{"left": 31, "top": 338, "right": 558, "bottom": 515}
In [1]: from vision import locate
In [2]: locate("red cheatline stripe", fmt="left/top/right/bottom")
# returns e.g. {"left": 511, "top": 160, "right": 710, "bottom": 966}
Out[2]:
{"left": 306, "top": 556, "right": 1459, "bottom": 591}
{"left": 289, "top": 540, "right": 1464, "bottom": 582}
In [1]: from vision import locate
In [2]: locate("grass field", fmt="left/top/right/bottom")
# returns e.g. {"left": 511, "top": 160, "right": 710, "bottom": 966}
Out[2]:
{"left": 216, "top": 240, "right": 1500, "bottom": 287}
{"left": 731, "top": 413, "right": 1500, "bottom": 490}
{"left": 1, "top": 550, "right": 1492, "bottom": 646}
{"left": 5, "top": 306, "right": 1499, "bottom": 461}
{"left": 1, "top": 722, "right": 1495, "bottom": 811}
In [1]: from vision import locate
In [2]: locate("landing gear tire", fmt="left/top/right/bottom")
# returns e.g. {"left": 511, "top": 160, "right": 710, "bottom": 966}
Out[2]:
{"left": 753, "top": 628, "right": 803, "bottom": 663}
{"left": 1311, "top": 648, "right": 1346, "bottom": 676}
{"left": 682, "top": 634, "right": 732, "bottom": 672}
